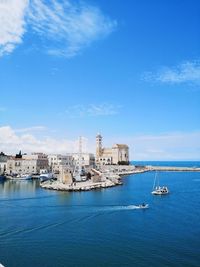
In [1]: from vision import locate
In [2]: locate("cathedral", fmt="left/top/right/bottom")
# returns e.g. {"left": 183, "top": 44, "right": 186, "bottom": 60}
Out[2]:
{"left": 96, "top": 134, "right": 129, "bottom": 165}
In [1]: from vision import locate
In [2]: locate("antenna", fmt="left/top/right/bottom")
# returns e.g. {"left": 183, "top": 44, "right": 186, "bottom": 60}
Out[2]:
{"left": 78, "top": 136, "right": 82, "bottom": 174}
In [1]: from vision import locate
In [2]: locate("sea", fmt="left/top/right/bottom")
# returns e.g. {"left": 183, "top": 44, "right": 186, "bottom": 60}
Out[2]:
{"left": 0, "top": 161, "right": 200, "bottom": 267}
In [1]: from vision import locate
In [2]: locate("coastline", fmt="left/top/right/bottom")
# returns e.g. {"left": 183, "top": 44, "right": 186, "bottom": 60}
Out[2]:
{"left": 39, "top": 164, "right": 200, "bottom": 192}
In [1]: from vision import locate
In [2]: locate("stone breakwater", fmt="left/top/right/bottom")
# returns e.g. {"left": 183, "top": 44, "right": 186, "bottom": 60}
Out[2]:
{"left": 146, "top": 166, "right": 200, "bottom": 172}
{"left": 40, "top": 178, "right": 122, "bottom": 192}
{"left": 40, "top": 165, "right": 200, "bottom": 192}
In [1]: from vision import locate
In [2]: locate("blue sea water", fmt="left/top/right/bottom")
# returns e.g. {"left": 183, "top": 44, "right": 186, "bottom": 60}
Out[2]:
{"left": 0, "top": 162, "right": 200, "bottom": 267}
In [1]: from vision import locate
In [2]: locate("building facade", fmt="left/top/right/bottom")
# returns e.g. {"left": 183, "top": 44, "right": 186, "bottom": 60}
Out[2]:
{"left": 48, "top": 154, "right": 73, "bottom": 174}
{"left": 6, "top": 153, "right": 49, "bottom": 175}
{"left": 71, "top": 153, "right": 95, "bottom": 169}
{"left": 96, "top": 134, "right": 129, "bottom": 165}
{"left": 0, "top": 152, "right": 8, "bottom": 174}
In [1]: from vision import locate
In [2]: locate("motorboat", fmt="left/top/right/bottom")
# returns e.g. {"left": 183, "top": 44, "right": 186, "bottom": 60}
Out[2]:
{"left": 40, "top": 172, "right": 54, "bottom": 182}
{"left": 138, "top": 203, "right": 149, "bottom": 209}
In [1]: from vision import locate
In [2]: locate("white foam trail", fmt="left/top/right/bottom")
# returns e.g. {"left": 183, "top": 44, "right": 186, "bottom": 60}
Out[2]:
{"left": 0, "top": 263, "right": 5, "bottom": 267}
{"left": 99, "top": 205, "right": 141, "bottom": 212}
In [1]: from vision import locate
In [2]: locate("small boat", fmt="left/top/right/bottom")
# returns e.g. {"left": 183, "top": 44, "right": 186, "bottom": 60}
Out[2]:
{"left": 151, "top": 171, "right": 169, "bottom": 195}
{"left": 40, "top": 172, "right": 54, "bottom": 182}
{"left": 152, "top": 186, "right": 169, "bottom": 195}
{"left": 138, "top": 203, "right": 149, "bottom": 209}
{"left": 9, "top": 174, "right": 32, "bottom": 180}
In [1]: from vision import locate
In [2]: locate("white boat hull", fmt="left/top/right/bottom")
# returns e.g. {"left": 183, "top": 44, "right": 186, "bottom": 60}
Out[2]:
{"left": 151, "top": 189, "right": 169, "bottom": 195}
{"left": 8, "top": 175, "right": 32, "bottom": 180}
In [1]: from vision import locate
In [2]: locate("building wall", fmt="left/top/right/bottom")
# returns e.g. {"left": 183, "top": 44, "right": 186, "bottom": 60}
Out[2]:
{"left": 72, "top": 153, "right": 95, "bottom": 168}
{"left": 0, "top": 162, "right": 7, "bottom": 174}
{"left": 6, "top": 153, "right": 49, "bottom": 175}
{"left": 48, "top": 154, "right": 73, "bottom": 173}
{"left": 23, "top": 153, "right": 49, "bottom": 171}
{"left": 0, "top": 153, "right": 8, "bottom": 174}
{"left": 7, "top": 159, "right": 38, "bottom": 175}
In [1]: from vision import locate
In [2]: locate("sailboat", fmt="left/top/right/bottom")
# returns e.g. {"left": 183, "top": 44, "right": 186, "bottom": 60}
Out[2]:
{"left": 151, "top": 171, "right": 169, "bottom": 195}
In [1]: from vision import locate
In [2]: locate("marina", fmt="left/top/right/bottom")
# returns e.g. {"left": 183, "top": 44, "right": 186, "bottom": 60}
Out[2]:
{"left": 0, "top": 163, "right": 200, "bottom": 267}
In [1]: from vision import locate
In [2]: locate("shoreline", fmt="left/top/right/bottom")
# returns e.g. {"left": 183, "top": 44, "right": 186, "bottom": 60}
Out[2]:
{"left": 39, "top": 165, "right": 200, "bottom": 192}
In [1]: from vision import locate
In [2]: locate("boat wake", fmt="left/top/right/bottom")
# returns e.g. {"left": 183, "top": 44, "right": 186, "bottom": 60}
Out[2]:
{"left": 97, "top": 205, "right": 147, "bottom": 212}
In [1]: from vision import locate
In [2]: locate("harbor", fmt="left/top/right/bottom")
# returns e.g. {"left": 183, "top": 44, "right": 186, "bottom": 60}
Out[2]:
{"left": 1, "top": 163, "right": 200, "bottom": 267}
{"left": 39, "top": 164, "right": 200, "bottom": 192}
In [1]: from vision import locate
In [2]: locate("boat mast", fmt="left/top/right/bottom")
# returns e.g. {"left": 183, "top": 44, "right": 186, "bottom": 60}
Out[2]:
{"left": 152, "top": 171, "right": 157, "bottom": 190}
{"left": 72, "top": 136, "right": 83, "bottom": 181}
{"left": 78, "top": 136, "right": 83, "bottom": 176}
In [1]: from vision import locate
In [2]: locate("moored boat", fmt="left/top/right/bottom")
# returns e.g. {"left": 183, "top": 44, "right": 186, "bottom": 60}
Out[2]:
{"left": 7, "top": 174, "right": 32, "bottom": 180}
{"left": 40, "top": 172, "right": 54, "bottom": 182}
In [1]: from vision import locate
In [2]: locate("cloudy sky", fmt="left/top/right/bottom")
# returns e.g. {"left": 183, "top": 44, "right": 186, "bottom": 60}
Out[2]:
{"left": 0, "top": 0, "right": 200, "bottom": 160}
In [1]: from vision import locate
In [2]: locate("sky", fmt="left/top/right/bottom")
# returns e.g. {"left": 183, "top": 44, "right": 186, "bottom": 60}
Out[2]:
{"left": 0, "top": 0, "right": 200, "bottom": 160}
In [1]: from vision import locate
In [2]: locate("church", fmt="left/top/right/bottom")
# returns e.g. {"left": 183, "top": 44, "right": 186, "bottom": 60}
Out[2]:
{"left": 96, "top": 134, "right": 129, "bottom": 165}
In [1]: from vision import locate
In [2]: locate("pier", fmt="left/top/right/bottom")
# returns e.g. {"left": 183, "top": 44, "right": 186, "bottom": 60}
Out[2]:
{"left": 146, "top": 166, "right": 200, "bottom": 172}
{"left": 40, "top": 165, "right": 200, "bottom": 192}
{"left": 40, "top": 178, "right": 122, "bottom": 192}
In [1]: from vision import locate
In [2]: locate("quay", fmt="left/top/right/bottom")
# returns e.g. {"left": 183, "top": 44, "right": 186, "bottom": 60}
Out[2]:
{"left": 40, "top": 166, "right": 148, "bottom": 192}
{"left": 40, "top": 164, "right": 200, "bottom": 192}
{"left": 40, "top": 177, "right": 122, "bottom": 192}
{"left": 146, "top": 166, "right": 200, "bottom": 172}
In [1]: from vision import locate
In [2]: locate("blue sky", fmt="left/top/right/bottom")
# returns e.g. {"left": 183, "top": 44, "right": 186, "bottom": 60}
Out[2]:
{"left": 0, "top": 0, "right": 200, "bottom": 160}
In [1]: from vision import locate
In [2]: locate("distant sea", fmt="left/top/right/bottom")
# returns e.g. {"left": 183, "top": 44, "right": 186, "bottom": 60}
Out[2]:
{"left": 132, "top": 161, "right": 200, "bottom": 168}
{"left": 0, "top": 161, "right": 200, "bottom": 267}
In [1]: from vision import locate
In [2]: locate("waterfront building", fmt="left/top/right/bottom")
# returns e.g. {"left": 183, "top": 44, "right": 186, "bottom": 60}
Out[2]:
{"left": 6, "top": 153, "right": 49, "bottom": 175}
{"left": 96, "top": 134, "right": 129, "bottom": 165}
{"left": 48, "top": 154, "right": 73, "bottom": 174}
{"left": 71, "top": 153, "right": 95, "bottom": 169}
{"left": 0, "top": 152, "right": 8, "bottom": 174}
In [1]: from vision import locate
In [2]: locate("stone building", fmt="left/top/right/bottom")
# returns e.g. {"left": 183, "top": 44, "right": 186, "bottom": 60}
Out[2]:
{"left": 96, "top": 134, "right": 129, "bottom": 165}
{"left": 6, "top": 153, "right": 49, "bottom": 175}
{"left": 0, "top": 152, "right": 8, "bottom": 174}
{"left": 48, "top": 154, "right": 73, "bottom": 174}
{"left": 71, "top": 153, "right": 95, "bottom": 169}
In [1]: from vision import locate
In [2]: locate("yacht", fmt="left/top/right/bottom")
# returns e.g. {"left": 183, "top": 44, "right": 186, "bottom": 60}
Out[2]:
{"left": 152, "top": 186, "right": 169, "bottom": 195}
{"left": 151, "top": 171, "right": 169, "bottom": 195}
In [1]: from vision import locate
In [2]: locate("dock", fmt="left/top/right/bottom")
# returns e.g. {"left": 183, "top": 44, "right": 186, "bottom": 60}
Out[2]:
{"left": 40, "top": 178, "right": 122, "bottom": 192}
{"left": 146, "top": 166, "right": 200, "bottom": 172}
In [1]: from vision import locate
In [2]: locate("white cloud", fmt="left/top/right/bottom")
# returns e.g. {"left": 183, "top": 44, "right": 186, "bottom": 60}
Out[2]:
{"left": 128, "top": 131, "right": 200, "bottom": 160}
{"left": 1, "top": 126, "right": 200, "bottom": 160}
{"left": 0, "top": 126, "right": 82, "bottom": 154}
{"left": 0, "top": 0, "right": 28, "bottom": 56}
{"left": 143, "top": 61, "right": 200, "bottom": 85}
{"left": 65, "top": 103, "right": 121, "bottom": 117}
{"left": 104, "top": 131, "right": 200, "bottom": 160}
{"left": 0, "top": 0, "right": 116, "bottom": 57}
{"left": 15, "top": 126, "right": 46, "bottom": 133}
{"left": 27, "top": 0, "right": 117, "bottom": 57}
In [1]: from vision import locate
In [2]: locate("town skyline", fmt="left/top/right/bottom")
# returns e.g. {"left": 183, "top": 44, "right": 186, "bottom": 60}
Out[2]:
{"left": 0, "top": 0, "right": 200, "bottom": 160}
